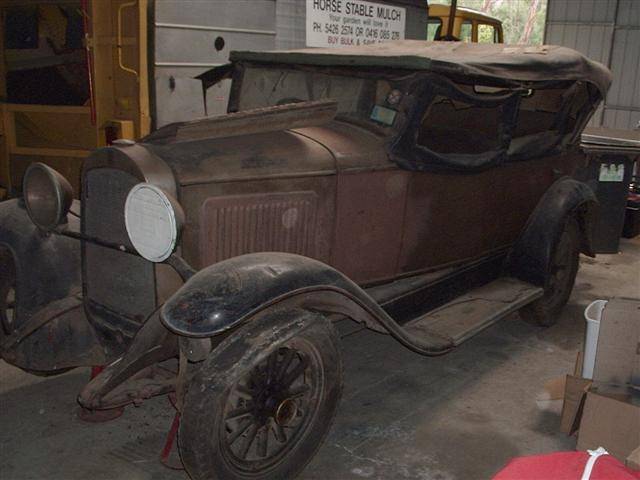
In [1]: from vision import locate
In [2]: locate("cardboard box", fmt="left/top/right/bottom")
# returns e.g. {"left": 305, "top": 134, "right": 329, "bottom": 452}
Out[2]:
{"left": 591, "top": 298, "right": 640, "bottom": 388}
{"left": 560, "top": 375, "right": 592, "bottom": 435}
{"left": 627, "top": 446, "right": 640, "bottom": 471}
{"left": 576, "top": 389, "right": 640, "bottom": 462}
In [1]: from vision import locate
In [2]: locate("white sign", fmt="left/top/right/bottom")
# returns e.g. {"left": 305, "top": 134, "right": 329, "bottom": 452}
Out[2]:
{"left": 306, "top": 0, "right": 406, "bottom": 48}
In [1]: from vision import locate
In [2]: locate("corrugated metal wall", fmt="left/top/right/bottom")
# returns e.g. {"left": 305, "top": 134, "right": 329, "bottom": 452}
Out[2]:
{"left": 153, "top": 0, "right": 427, "bottom": 126}
{"left": 545, "top": 0, "right": 640, "bottom": 130}
{"left": 154, "top": 0, "right": 277, "bottom": 126}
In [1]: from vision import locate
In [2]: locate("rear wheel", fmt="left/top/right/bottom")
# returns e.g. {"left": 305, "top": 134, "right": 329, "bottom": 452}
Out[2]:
{"left": 179, "top": 315, "right": 343, "bottom": 480}
{"left": 520, "top": 217, "right": 580, "bottom": 326}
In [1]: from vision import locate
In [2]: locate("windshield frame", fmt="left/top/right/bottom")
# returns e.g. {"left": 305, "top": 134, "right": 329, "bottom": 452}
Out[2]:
{"left": 228, "top": 61, "right": 413, "bottom": 135}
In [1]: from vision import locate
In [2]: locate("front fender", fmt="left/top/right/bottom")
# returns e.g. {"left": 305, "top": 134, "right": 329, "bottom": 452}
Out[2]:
{"left": 0, "top": 199, "right": 101, "bottom": 369}
{"left": 506, "top": 177, "right": 598, "bottom": 287}
{"left": 160, "top": 253, "right": 380, "bottom": 337}
{"left": 0, "top": 199, "right": 81, "bottom": 319}
{"left": 161, "top": 253, "right": 452, "bottom": 355}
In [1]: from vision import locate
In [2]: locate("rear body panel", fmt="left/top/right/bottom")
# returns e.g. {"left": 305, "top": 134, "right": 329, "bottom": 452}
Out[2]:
{"left": 400, "top": 150, "right": 584, "bottom": 274}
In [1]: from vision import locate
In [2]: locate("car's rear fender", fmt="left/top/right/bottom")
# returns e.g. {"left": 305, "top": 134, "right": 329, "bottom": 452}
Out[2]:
{"left": 505, "top": 177, "right": 598, "bottom": 287}
{"left": 160, "top": 252, "right": 452, "bottom": 356}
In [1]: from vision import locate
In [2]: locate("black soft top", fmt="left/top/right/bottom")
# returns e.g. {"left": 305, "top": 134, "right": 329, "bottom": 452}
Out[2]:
{"left": 230, "top": 40, "right": 612, "bottom": 96}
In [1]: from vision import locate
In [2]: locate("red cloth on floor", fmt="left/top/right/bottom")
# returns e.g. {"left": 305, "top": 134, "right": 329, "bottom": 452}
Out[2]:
{"left": 493, "top": 451, "right": 640, "bottom": 480}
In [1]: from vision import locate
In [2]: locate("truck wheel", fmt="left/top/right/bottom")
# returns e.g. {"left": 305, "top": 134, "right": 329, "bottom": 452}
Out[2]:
{"left": 179, "top": 314, "right": 343, "bottom": 480}
{"left": 520, "top": 217, "right": 580, "bottom": 327}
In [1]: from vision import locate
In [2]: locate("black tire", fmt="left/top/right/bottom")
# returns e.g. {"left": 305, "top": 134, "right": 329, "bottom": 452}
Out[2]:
{"left": 179, "top": 312, "right": 343, "bottom": 480}
{"left": 520, "top": 217, "right": 580, "bottom": 327}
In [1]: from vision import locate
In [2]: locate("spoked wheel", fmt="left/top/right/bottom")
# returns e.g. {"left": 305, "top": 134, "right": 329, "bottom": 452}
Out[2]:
{"left": 520, "top": 217, "right": 580, "bottom": 326}
{"left": 179, "top": 314, "right": 342, "bottom": 480}
{"left": 221, "top": 345, "right": 320, "bottom": 470}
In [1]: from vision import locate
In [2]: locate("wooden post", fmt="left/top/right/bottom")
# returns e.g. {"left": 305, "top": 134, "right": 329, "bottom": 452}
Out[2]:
{"left": 445, "top": 0, "right": 458, "bottom": 40}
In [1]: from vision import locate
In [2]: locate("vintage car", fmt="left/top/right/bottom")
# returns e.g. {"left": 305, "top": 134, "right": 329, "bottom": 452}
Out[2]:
{"left": 0, "top": 41, "right": 611, "bottom": 479}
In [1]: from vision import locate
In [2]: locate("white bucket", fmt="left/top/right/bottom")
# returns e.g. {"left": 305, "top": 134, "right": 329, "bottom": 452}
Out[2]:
{"left": 582, "top": 300, "right": 608, "bottom": 379}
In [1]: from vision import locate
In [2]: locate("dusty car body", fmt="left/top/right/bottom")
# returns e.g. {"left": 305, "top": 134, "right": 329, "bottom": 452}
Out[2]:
{"left": 0, "top": 41, "right": 611, "bottom": 479}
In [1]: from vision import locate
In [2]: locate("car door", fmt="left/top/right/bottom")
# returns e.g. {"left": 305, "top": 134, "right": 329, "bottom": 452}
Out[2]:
{"left": 393, "top": 77, "right": 518, "bottom": 275}
{"left": 323, "top": 122, "right": 409, "bottom": 285}
{"left": 333, "top": 166, "right": 410, "bottom": 284}
{"left": 397, "top": 168, "right": 506, "bottom": 275}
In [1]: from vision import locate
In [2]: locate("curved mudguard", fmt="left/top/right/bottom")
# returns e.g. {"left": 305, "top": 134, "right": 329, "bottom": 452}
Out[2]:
{"left": 506, "top": 177, "right": 597, "bottom": 287}
{"left": 0, "top": 199, "right": 102, "bottom": 369}
{"left": 161, "top": 252, "right": 452, "bottom": 355}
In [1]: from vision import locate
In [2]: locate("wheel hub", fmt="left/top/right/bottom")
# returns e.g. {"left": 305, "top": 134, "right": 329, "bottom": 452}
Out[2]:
{"left": 274, "top": 398, "right": 298, "bottom": 426}
{"left": 254, "top": 385, "right": 298, "bottom": 426}
{"left": 221, "top": 345, "right": 319, "bottom": 465}
{"left": 1, "top": 286, "right": 15, "bottom": 335}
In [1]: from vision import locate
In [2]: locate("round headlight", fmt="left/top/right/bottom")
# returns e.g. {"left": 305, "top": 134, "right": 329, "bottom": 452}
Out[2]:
{"left": 124, "top": 183, "right": 183, "bottom": 262}
{"left": 23, "top": 163, "right": 73, "bottom": 231}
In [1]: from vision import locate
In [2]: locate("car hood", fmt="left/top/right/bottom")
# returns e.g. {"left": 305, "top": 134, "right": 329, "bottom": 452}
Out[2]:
{"left": 142, "top": 120, "right": 390, "bottom": 187}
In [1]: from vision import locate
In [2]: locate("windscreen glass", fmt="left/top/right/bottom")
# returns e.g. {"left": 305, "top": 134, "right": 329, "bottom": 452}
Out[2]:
{"left": 237, "top": 66, "right": 397, "bottom": 127}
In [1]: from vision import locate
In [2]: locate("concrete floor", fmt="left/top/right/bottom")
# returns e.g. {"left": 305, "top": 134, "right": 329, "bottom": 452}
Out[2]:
{"left": 1, "top": 238, "right": 639, "bottom": 480}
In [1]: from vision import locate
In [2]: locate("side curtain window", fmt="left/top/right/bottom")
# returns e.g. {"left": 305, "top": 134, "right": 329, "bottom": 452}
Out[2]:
{"left": 390, "top": 76, "right": 519, "bottom": 173}
{"left": 390, "top": 76, "right": 598, "bottom": 173}
{"left": 417, "top": 96, "right": 503, "bottom": 155}
{"left": 507, "top": 82, "right": 591, "bottom": 160}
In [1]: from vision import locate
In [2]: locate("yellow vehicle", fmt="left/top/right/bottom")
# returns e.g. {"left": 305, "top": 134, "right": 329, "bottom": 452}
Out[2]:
{"left": 427, "top": 4, "right": 504, "bottom": 43}
{"left": 0, "top": 0, "right": 150, "bottom": 196}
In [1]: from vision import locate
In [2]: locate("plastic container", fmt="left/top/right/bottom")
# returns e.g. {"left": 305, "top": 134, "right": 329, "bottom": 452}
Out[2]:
{"left": 578, "top": 127, "right": 639, "bottom": 253}
{"left": 582, "top": 299, "right": 608, "bottom": 379}
{"left": 623, "top": 193, "right": 640, "bottom": 239}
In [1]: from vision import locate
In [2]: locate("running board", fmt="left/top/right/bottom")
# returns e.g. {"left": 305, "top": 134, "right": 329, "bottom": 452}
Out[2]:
{"left": 403, "top": 278, "right": 543, "bottom": 347}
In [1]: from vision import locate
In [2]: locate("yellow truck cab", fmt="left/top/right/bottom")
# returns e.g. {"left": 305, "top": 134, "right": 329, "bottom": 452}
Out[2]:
{"left": 0, "top": 0, "right": 151, "bottom": 197}
{"left": 427, "top": 4, "right": 504, "bottom": 43}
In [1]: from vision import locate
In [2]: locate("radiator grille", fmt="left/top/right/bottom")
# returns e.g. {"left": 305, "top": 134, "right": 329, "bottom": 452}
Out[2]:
{"left": 200, "top": 192, "right": 318, "bottom": 267}
{"left": 84, "top": 168, "right": 156, "bottom": 323}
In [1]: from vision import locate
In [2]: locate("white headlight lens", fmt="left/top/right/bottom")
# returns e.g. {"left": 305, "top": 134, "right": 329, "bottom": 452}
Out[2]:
{"left": 124, "top": 183, "right": 181, "bottom": 262}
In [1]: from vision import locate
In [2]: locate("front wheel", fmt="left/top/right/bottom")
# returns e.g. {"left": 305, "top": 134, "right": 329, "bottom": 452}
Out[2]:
{"left": 0, "top": 248, "right": 16, "bottom": 340}
{"left": 179, "top": 312, "right": 343, "bottom": 480}
{"left": 520, "top": 216, "right": 580, "bottom": 327}
{"left": 1, "top": 249, "right": 73, "bottom": 376}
